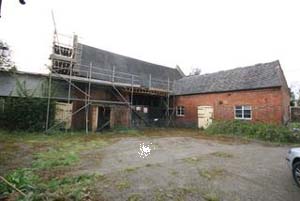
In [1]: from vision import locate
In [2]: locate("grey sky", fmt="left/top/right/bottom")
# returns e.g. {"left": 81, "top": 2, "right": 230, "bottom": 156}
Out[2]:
{"left": 1, "top": 0, "right": 299, "bottom": 93}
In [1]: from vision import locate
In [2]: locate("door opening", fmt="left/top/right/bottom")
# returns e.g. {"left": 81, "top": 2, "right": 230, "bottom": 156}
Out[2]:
{"left": 97, "top": 107, "right": 111, "bottom": 131}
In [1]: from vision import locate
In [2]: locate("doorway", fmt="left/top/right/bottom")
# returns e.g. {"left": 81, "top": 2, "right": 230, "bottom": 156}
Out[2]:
{"left": 97, "top": 107, "right": 111, "bottom": 130}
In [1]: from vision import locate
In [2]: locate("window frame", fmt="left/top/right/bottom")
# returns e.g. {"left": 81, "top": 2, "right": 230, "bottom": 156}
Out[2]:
{"left": 176, "top": 106, "right": 185, "bottom": 117}
{"left": 234, "top": 105, "right": 252, "bottom": 120}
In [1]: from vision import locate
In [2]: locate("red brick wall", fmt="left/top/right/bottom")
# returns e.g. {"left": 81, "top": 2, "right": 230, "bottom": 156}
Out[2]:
{"left": 174, "top": 87, "right": 288, "bottom": 127}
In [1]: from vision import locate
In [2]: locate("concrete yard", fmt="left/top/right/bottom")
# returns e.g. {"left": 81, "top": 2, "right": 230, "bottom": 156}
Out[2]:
{"left": 83, "top": 135, "right": 300, "bottom": 201}
{"left": 1, "top": 129, "right": 300, "bottom": 200}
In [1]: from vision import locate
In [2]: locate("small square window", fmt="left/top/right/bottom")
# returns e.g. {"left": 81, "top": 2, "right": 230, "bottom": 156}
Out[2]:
{"left": 176, "top": 106, "right": 185, "bottom": 116}
{"left": 235, "top": 105, "right": 252, "bottom": 120}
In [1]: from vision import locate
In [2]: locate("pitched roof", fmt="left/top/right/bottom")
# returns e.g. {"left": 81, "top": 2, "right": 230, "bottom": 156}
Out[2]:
{"left": 173, "top": 60, "right": 284, "bottom": 95}
{"left": 77, "top": 44, "right": 183, "bottom": 89}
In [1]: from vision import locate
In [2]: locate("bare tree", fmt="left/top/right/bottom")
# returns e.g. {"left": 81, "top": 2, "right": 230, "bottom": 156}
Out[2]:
{"left": 0, "top": 40, "right": 16, "bottom": 71}
{"left": 189, "top": 67, "right": 201, "bottom": 76}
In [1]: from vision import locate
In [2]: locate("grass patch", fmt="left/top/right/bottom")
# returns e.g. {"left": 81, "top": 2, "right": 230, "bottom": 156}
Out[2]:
{"left": 124, "top": 166, "right": 140, "bottom": 173}
{"left": 127, "top": 193, "right": 143, "bottom": 201}
{"left": 182, "top": 156, "right": 201, "bottom": 163}
{"left": 0, "top": 168, "right": 38, "bottom": 195}
{"left": 154, "top": 189, "right": 167, "bottom": 201}
{"left": 0, "top": 130, "right": 113, "bottom": 200}
{"left": 0, "top": 168, "right": 97, "bottom": 201}
{"left": 170, "top": 169, "right": 179, "bottom": 176}
{"left": 210, "top": 151, "right": 233, "bottom": 158}
{"left": 145, "top": 163, "right": 153, "bottom": 167}
{"left": 104, "top": 127, "right": 142, "bottom": 136}
{"left": 206, "top": 120, "right": 300, "bottom": 143}
{"left": 198, "top": 168, "right": 225, "bottom": 180}
{"left": 32, "top": 149, "right": 79, "bottom": 169}
{"left": 203, "top": 192, "right": 220, "bottom": 201}
{"left": 116, "top": 180, "right": 131, "bottom": 190}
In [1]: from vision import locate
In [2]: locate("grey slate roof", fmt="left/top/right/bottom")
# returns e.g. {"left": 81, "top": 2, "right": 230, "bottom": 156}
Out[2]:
{"left": 77, "top": 44, "right": 183, "bottom": 89}
{"left": 173, "top": 60, "right": 284, "bottom": 95}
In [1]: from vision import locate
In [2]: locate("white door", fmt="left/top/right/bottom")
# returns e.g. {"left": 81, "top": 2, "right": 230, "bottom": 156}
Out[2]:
{"left": 197, "top": 106, "right": 213, "bottom": 129}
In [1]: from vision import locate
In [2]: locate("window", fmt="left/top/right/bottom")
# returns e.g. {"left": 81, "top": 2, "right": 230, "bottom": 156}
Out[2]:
{"left": 235, "top": 105, "right": 252, "bottom": 120}
{"left": 176, "top": 106, "right": 185, "bottom": 116}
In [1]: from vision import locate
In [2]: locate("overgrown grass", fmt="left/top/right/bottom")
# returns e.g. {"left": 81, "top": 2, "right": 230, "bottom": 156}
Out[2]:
{"left": 0, "top": 168, "right": 38, "bottom": 195}
{"left": 205, "top": 120, "right": 300, "bottom": 143}
{"left": 0, "top": 130, "right": 113, "bottom": 200}
{"left": 0, "top": 168, "right": 97, "bottom": 201}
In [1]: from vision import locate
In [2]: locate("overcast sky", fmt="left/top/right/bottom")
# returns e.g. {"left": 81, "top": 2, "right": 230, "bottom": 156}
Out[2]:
{"left": 1, "top": 0, "right": 299, "bottom": 93}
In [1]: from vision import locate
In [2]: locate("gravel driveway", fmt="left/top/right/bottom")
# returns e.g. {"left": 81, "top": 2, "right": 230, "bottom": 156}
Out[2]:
{"left": 76, "top": 136, "right": 300, "bottom": 201}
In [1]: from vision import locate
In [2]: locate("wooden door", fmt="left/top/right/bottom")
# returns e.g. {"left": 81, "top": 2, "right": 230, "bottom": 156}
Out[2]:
{"left": 197, "top": 106, "right": 213, "bottom": 129}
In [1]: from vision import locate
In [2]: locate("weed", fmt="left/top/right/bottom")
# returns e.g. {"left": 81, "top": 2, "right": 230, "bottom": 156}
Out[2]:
{"left": 154, "top": 189, "right": 167, "bottom": 201}
{"left": 0, "top": 168, "right": 38, "bottom": 195}
{"left": 116, "top": 181, "right": 131, "bottom": 190}
{"left": 173, "top": 187, "right": 195, "bottom": 200}
{"left": 198, "top": 168, "right": 225, "bottom": 180}
{"left": 0, "top": 170, "right": 96, "bottom": 201}
{"left": 203, "top": 192, "right": 220, "bottom": 201}
{"left": 182, "top": 156, "right": 201, "bottom": 163}
{"left": 124, "top": 167, "right": 140, "bottom": 172}
{"left": 170, "top": 169, "right": 179, "bottom": 176}
{"left": 127, "top": 193, "right": 143, "bottom": 201}
{"left": 210, "top": 151, "right": 233, "bottom": 158}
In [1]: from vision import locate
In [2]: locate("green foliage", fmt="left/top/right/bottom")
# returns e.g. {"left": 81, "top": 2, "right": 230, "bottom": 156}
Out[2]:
{"left": 32, "top": 149, "right": 79, "bottom": 170}
{"left": 0, "top": 170, "right": 95, "bottom": 201}
{"left": 40, "top": 175, "right": 94, "bottom": 201}
{"left": 0, "top": 77, "right": 56, "bottom": 131}
{"left": 0, "top": 168, "right": 38, "bottom": 195}
{"left": 0, "top": 97, "right": 55, "bottom": 131}
{"left": 105, "top": 126, "right": 141, "bottom": 136}
{"left": 206, "top": 120, "right": 300, "bottom": 143}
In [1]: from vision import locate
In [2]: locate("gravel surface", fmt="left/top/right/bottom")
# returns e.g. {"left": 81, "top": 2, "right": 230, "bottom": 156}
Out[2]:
{"left": 77, "top": 136, "right": 300, "bottom": 201}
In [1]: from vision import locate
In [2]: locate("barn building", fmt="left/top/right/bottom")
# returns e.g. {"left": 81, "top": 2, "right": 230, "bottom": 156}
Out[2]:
{"left": 0, "top": 35, "right": 290, "bottom": 131}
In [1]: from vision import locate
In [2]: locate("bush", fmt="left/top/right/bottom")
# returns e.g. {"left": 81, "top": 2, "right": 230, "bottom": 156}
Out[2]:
{"left": 205, "top": 120, "right": 300, "bottom": 143}
{"left": 0, "top": 97, "right": 55, "bottom": 132}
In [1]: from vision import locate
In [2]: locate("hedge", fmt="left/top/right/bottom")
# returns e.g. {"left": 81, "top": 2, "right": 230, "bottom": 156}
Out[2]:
{"left": 0, "top": 97, "right": 55, "bottom": 132}
{"left": 205, "top": 120, "right": 300, "bottom": 143}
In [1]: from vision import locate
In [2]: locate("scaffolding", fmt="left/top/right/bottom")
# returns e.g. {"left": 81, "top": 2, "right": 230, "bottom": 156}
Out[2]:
{"left": 45, "top": 33, "right": 175, "bottom": 133}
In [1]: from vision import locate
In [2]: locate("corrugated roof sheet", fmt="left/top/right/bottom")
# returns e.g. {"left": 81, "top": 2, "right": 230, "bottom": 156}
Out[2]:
{"left": 173, "top": 60, "right": 283, "bottom": 95}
